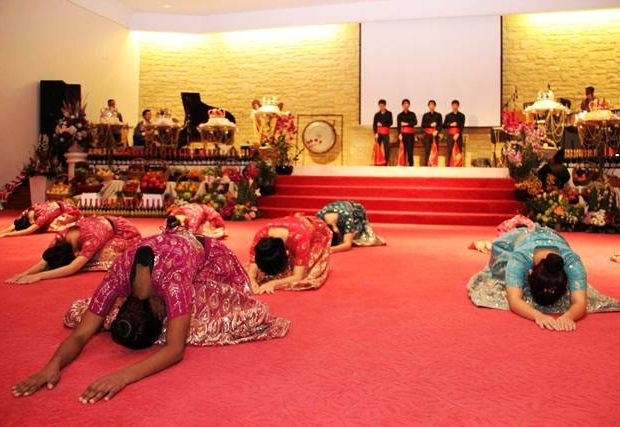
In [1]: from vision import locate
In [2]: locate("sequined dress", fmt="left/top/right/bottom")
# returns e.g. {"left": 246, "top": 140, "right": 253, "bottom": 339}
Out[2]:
{"left": 50, "top": 216, "right": 142, "bottom": 271}
{"left": 316, "top": 200, "right": 386, "bottom": 246}
{"left": 467, "top": 225, "right": 620, "bottom": 313}
{"left": 250, "top": 215, "right": 332, "bottom": 291}
{"left": 64, "top": 227, "right": 289, "bottom": 345}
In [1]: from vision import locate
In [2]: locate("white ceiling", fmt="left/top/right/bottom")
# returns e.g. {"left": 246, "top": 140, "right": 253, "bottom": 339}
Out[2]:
{"left": 122, "top": 0, "right": 380, "bottom": 15}
{"left": 69, "top": 0, "right": 620, "bottom": 33}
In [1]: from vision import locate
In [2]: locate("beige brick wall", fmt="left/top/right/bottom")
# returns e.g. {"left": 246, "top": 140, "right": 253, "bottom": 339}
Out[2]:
{"left": 502, "top": 9, "right": 620, "bottom": 111}
{"left": 139, "top": 24, "right": 367, "bottom": 165}
{"left": 139, "top": 23, "right": 495, "bottom": 167}
{"left": 140, "top": 10, "right": 620, "bottom": 168}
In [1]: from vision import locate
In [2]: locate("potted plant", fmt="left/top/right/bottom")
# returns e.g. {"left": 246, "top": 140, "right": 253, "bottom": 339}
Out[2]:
{"left": 274, "top": 135, "right": 304, "bottom": 175}
{"left": 23, "top": 135, "right": 62, "bottom": 204}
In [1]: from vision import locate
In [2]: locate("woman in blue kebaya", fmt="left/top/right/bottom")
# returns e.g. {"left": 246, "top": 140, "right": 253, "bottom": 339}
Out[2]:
{"left": 467, "top": 225, "right": 619, "bottom": 331}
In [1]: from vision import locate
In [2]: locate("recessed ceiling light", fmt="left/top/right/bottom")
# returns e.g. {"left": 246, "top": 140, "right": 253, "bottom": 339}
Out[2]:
{"left": 162, "top": 4, "right": 172, "bottom": 8}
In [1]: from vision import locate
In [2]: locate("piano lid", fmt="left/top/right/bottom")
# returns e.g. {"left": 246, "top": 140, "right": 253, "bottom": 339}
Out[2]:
{"left": 179, "top": 92, "right": 236, "bottom": 144}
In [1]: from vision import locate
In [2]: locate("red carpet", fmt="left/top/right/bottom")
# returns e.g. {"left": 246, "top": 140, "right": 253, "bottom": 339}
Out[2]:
{"left": 260, "top": 175, "right": 522, "bottom": 226}
{"left": 0, "top": 213, "right": 619, "bottom": 425}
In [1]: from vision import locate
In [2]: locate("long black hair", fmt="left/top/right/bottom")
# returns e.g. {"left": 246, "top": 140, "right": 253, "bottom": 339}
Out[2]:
{"left": 42, "top": 242, "right": 76, "bottom": 269}
{"left": 111, "top": 246, "right": 162, "bottom": 350}
{"left": 529, "top": 253, "right": 568, "bottom": 306}
{"left": 13, "top": 214, "right": 31, "bottom": 231}
{"left": 328, "top": 223, "right": 343, "bottom": 246}
{"left": 254, "top": 237, "right": 288, "bottom": 276}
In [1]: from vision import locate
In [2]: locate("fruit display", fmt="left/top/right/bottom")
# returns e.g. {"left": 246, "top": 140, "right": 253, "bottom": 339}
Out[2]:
{"left": 122, "top": 179, "right": 141, "bottom": 197}
{"left": 73, "top": 176, "right": 103, "bottom": 194}
{"left": 96, "top": 168, "right": 115, "bottom": 182}
{"left": 175, "top": 181, "right": 200, "bottom": 201}
{"left": 186, "top": 168, "right": 205, "bottom": 181}
{"left": 140, "top": 171, "right": 167, "bottom": 194}
{"left": 46, "top": 181, "right": 72, "bottom": 199}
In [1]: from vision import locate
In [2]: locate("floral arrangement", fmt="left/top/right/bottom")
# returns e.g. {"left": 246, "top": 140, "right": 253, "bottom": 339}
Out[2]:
{"left": 502, "top": 110, "right": 526, "bottom": 135}
{"left": 581, "top": 182, "right": 620, "bottom": 232}
{"left": 504, "top": 126, "right": 544, "bottom": 181}
{"left": 514, "top": 173, "right": 543, "bottom": 199}
{"left": 525, "top": 191, "right": 585, "bottom": 231}
{"left": 190, "top": 163, "right": 260, "bottom": 221}
{"left": 22, "top": 135, "right": 62, "bottom": 177}
{"left": 54, "top": 101, "right": 91, "bottom": 154}
{"left": 524, "top": 182, "right": 620, "bottom": 232}
{"left": 256, "top": 110, "right": 302, "bottom": 166}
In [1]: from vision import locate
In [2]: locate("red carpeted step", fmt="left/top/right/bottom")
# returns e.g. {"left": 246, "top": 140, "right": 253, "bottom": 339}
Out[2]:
{"left": 273, "top": 184, "right": 516, "bottom": 200}
{"left": 259, "top": 195, "right": 521, "bottom": 214}
{"left": 260, "top": 174, "right": 521, "bottom": 226}
{"left": 275, "top": 175, "right": 515, "bottom": 188}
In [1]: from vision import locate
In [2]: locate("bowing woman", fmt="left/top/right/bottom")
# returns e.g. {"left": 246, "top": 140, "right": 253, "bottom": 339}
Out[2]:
{"left": 167, "top": 202, "right": 226, "bottom": 239}
{"left": 246, "top": 214, "right": 332, "bottom": 294}
{"left": 315, "top": 200, "right": 385, "bottom": 253}
{"left": 467, "top": 225, "right": 620, "bottom": 331}
{"left": 0, "top": 200, "right": 82, "bottom": 237}
{"left": 6, "top": 216, "right": 141, "bottom": 284}
{"left": 12, "top": 227, "right": 288, "bottom": 403}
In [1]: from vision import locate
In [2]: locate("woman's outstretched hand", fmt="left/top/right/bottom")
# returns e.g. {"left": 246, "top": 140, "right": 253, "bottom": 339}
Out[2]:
{"left": 555, "top": 314, "right": 577, "bottom": 332}
{"left": 534, "top": 314, "right": 559, "bottom": 331}
{"left": 80, "top": 372, "right": 128, "bottom": 404}
{"left": 12, "top": 365, "right": 60, "bottom": 397}
{"left": 256, "top": 282, "right": 276, "bottom": 295}
{"left": 7, "top": 273, "right": 41, "bottom": 285}
{"left": 5, "top": 272, "right": 28, "bottom": 284}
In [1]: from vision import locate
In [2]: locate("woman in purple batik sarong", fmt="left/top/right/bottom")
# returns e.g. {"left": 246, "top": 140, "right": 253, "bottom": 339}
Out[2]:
{"left": 12, "top": 226, "right": 289, "bottom": 403}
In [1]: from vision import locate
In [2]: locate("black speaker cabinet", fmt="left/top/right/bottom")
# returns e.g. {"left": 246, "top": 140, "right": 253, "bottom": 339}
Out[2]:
{"left": 39, "top": 80, "right": 81, "bottom": 137}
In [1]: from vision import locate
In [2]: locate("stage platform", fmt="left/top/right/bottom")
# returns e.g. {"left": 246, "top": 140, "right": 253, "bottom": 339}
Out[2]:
{"left": 260, "top": 167, "right": 521, "bottom": 226}
{"left": 290, "top": 166, "right": 510, "bottom": 178}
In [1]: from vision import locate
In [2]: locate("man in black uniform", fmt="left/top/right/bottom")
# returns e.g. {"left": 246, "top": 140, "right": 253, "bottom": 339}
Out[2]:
{"left": 420, "top": 100, "right": 442, "bottom": 166}
{"left": 373, "top": 99, "right": 392, "bottom": 165}
{"left": 397, "top": 99, "right": 417, "bottom": 166}
{"left": 443, "top": 100, "right": 466, "bottom": 167}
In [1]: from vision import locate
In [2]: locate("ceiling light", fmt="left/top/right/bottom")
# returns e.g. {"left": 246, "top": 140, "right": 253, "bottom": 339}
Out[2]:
{"left": 162, "top": 4, "right": 171, "bottom": 9}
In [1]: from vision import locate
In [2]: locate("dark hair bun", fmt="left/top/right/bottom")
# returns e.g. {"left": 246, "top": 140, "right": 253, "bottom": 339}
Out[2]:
{"left": 166, "top": 215, "right": 181, "bottom": 229}
{"left": 111, "top": 297, "right": 162, "bottom": 350}
{"left": 544, "top": 253, "right": 564, "bottom": 274}
{"left": 254, "top": 237, "right": 288, "bottom": 276}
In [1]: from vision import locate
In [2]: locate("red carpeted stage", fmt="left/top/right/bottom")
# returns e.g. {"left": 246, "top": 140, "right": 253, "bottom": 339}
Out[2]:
{"left": 260, "top": 167, "right": 521, "bottom": 226}
{"left": 1, "top": 213, "right": 619, "bottom": 425}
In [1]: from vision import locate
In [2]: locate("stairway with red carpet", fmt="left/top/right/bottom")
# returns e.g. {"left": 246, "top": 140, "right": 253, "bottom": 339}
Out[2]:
{"left": 259, "top": 175, "right": 522, "bottom": 225}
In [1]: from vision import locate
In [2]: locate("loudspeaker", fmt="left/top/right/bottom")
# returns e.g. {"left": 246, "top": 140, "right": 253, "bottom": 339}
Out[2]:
{"left": 39, "top": 80, "right": 81, "bottom": 137}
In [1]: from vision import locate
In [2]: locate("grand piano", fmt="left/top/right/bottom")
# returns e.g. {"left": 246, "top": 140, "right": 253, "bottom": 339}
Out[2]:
{"left": 178, "top": 92, "right": 236, "bottom": 146}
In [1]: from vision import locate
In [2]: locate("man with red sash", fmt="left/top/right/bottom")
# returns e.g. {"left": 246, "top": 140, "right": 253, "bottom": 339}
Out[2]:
{"left": 443, "top": 99, "right": 466, "bottom": 167}
{"left": 420, "top": 100, "right": 442, "bottom": 167}
{"left": 373, "top": 99, "right": 392, "bottom": 166}
{"left": 397, "top": 98, "right": 417, "bottom": 166}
